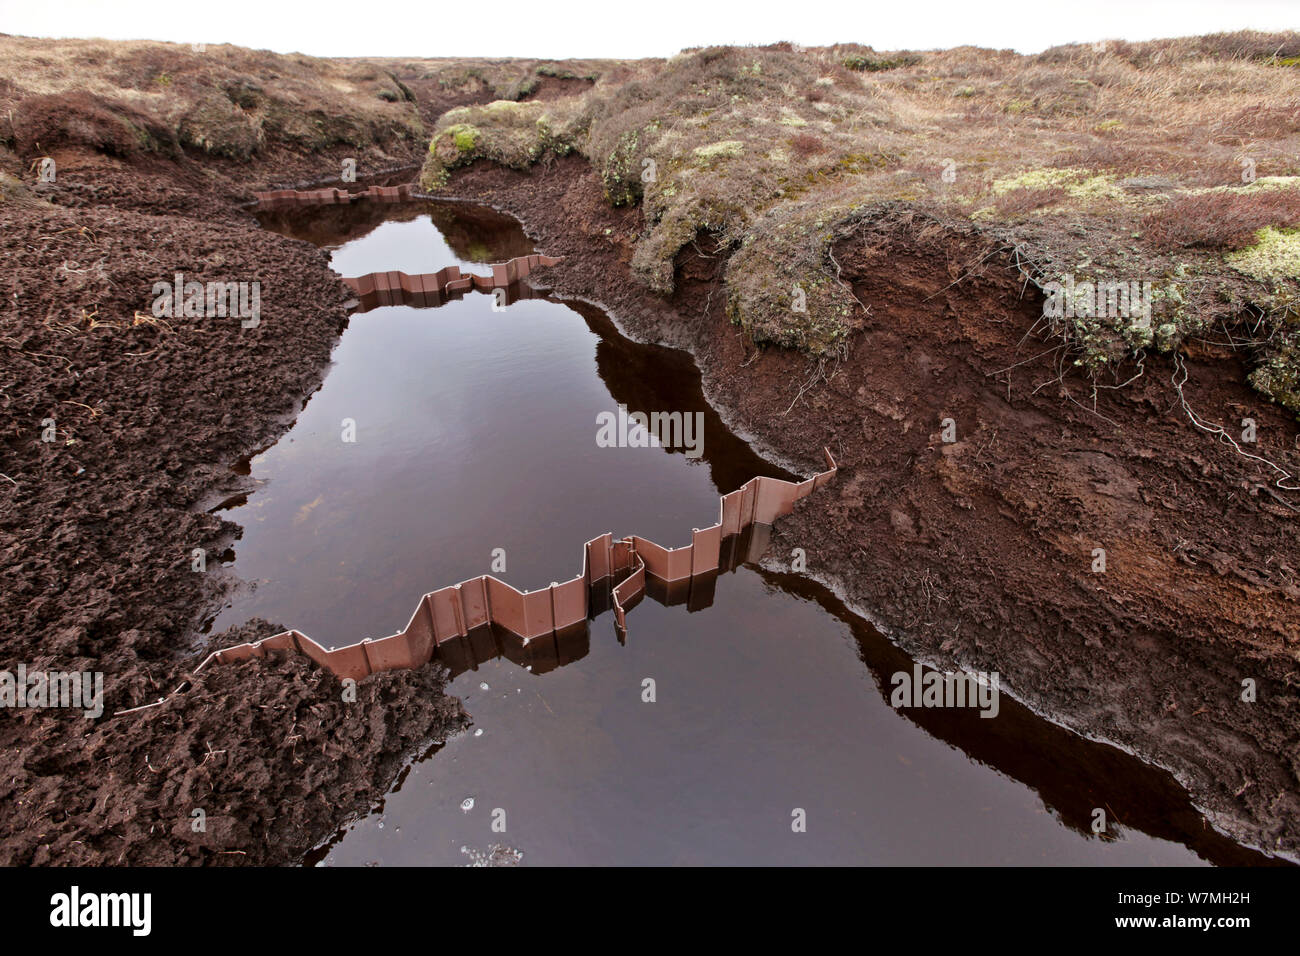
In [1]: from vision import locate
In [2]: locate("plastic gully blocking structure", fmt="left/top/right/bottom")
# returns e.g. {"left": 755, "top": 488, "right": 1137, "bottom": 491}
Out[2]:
{"left": 251, "top": 184, "right": 416, "bottom": 209}
{"left": 118, "top": 448, "right": 837, "bottom": 715}
{"left": 342, "top": 254, "right": 565, "bottom": 312}
{"left": 249, "top": 186, "right": 564, "bottom": 308}
{"left": 197, "top": 448, "right": 836, "bottom": 680}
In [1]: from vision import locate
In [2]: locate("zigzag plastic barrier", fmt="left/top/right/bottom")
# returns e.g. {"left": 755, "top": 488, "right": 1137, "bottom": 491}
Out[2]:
{"left": 343, "top": 254, "right": 564, "bottom": 311}
{"left": 436, "top": 521, "right": 782, "bottom": 680}
{"left": 118, "top": 449, "right": 836, "bottom": 715}
{"left": 197, "top": 448, "right": 835, "bottom": 679}
{"left": 252, "top": 184, "right": 416, "bottom": 209}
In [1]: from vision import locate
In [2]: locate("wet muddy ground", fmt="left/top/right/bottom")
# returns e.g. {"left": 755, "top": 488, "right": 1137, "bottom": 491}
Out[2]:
{"left": 220, "top": 199, "right": 1271, "bottom": 865}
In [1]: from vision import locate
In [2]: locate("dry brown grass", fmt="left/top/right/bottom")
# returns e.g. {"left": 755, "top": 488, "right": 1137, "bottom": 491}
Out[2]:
{"left": 1039, "top": 32, "right": 1300, "bottom": 68}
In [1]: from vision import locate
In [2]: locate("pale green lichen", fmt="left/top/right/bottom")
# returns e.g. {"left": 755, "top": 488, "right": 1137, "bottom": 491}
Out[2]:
{"left": 1227, "top": 227, "right": 1300, "bottom": 281}
{"left": 1250, "top": 336, "right": 1300, "bottom": 415}
{"left": 692, "top": 140, "right": 745, "bottom": 164}
{"left": 1190, "top": 175, "right": 1300, "bottom": 196}
{"left": 990, "top": 167, "right": 1123, "bottom": 201}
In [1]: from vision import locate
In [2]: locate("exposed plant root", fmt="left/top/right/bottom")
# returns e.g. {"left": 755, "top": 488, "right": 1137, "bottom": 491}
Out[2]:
{"left": 1173, "top": 352, "right": 1300, "bottom": 493}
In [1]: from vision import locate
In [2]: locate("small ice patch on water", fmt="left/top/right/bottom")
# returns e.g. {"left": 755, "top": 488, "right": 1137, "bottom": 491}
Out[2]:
{"left": 460, "top": 797, "right": 475, "bottom": 812}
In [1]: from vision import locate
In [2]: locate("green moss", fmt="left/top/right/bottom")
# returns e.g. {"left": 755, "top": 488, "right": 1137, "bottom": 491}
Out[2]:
{"left": 420, "top": 98, "right": 586, "bottom": 193}
{"left": 483, "top": 99, "right": 526, "bottom": 116}
{"left": 1250, "top": 347, "right": 1300, "bottom": 414}
{"left": 449, "top": 123, "right": 480, "bottom": 152}
{"left": 722, "top": 199, "right": 869, "bottom": 355}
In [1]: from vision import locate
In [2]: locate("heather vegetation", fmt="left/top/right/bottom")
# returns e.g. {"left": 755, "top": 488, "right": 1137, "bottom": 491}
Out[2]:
{"left": 419, "top": 33, "right": 1300, "bottom": 414}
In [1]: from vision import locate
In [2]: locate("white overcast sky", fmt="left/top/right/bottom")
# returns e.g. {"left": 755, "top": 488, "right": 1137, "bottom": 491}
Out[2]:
{"left": 0, "top": 0, "right": 1295, "bottom": 59}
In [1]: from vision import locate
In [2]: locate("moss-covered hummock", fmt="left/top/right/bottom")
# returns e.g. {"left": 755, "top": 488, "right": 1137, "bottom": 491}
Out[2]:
{"left": 421, "top": 99, "right": 585, "bottom": 190}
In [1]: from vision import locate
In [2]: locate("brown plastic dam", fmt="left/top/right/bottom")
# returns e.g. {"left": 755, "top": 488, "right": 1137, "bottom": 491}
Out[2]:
{"left": 120, "top": 449, "right": 835, "bottom": 715}
{"left": 252, "top": 184, "right": 417, "bottom": 209}
{"left": 342, "top": 254, "right": 564, "bottom": 312}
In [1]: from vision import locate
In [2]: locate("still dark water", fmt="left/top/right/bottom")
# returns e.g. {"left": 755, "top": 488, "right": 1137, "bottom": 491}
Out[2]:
{"left": 205, "top": 198, "right": 1269, "bottom": 866}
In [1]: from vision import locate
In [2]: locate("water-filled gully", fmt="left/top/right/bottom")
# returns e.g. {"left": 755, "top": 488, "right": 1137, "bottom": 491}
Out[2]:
{"left": 206, "top": 196, "right": 1269, "bottom": 865}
